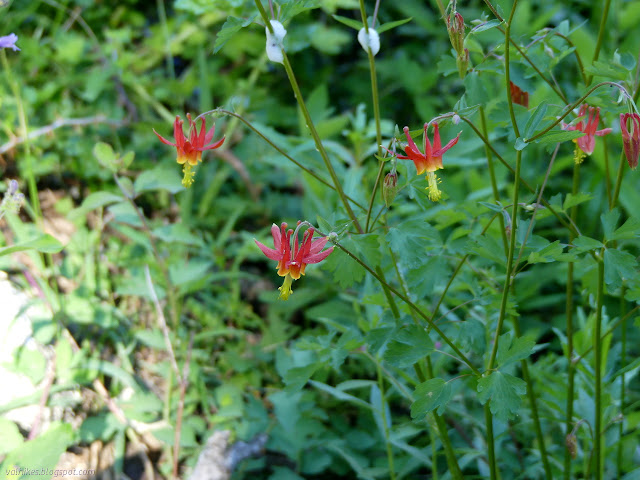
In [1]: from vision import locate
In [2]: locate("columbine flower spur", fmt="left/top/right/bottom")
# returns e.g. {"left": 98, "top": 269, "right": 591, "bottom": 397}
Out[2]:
{"left": 154, "top": 113, "right": 225, "bottom": 187}
{"left": 255, "top": 222, "right": 333, "bottom": 300}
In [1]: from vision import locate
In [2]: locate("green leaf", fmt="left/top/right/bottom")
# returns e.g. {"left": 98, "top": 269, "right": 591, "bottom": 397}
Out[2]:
{"left": 527, "top": 240, "right": 565, "bottom": 264}
{"left": 583, "top": 60, "right": 629, "bottom": 81}
{"left": 533, "top": 129, "right": 585, "bottom": 144}
{"left": 411, "top": 378, "right": 452, "bottom": 418}
{"left": 523, "top": 102, "right": 548, "bottom": 138}
{"left": 601, "top": 208, "right": 621, "bottom": 240}
{"left": 611, "top": 216, "right": 640, "bottom": 240}
{"left": 280, "top": 0, "right": 321, "bottom": 22}
{"left": 93, "top": 141, "right": 116, "bottom": 164}
{"left": 0, "top": 418, "right": 23, "bottom": 455}
{"left": 383, "top": 325, "right": 434, "bottom": 368}
{"left": 332, "top": 14, "right": 362, "bottom": 30}
{"left": 309, "top": 381, "right": 372, "bottom": 410}
{"left": 477, "top": 371, "right": 527, "bottom": 421}
{"left": 80, "top": 191, "right": 123, "bottom": 210}
{"left": 563, "top": 192, "right": 593, "bottom": 210}
{"left": 514, "top": 137, "right": 528, "bottom": 151}
{"left": 0, "top": 234, "right": 64, "bottom": 256}
{"left": 496, "top": 333, "right": 535, "bottom": 368}
{"left": 468, "top": 235, "right": 506, "bottom": 265}
{"left": 321, "top": 236, "right": 365, "bottom": 288}
{"left": 470, "top": 19, "right": 502, "bottom": 34}
{"left": 572, "top": 236, "right": 604, "bottom": 253}
{"left": 2, "top": 423, "right": 73, "bottom": 480}
{"left": 604, "top": 248, "right": 638, "bottom": 286}
{"left": 213, "top": 16, "right": 254, "bottom": 54}
{"left": 377, "top": 17, "right": 413, "bottom": 34}
{"left": 134, "top": 166, "right": 184, "bottom": 194}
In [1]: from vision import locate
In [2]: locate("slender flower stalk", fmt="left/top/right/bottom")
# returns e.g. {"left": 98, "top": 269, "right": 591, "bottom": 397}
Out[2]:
{"left": 255, "top": 0, "right": 363, "bottom": 233}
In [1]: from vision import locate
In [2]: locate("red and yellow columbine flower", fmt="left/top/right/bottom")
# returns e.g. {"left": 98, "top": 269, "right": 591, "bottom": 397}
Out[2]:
{"left": 562, "top": 105, "right": 612, "bottom": 164}
{"left": 153, "top": 113, "right": 225, "bottom": 187}
{"left": 620, "top": 113, "right": 640, "bottom": 170}
{"left": 255, "top": 222, "right": 333, "bottom": 300}
{"left": 398, "top": 123, "right": 460, "bottom": 202}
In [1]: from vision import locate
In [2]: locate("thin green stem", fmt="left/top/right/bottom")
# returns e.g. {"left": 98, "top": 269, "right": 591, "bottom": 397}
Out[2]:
{"left": 280, "top": 55, "right": 363, "bottom": 232}
{"left": 358, "top": 0, "right": 384, "bottom": 233}
{"left": 611, "top": 152, "right": 626, "bottom": 209}
{"left": 617, "top": 287, "right": 627, "bottom": 476}
{"left": 603, "top": 136, "right": 612, "bottom": 208}
{"left": 461, "top": 115, "right": 577, "bottom": 236}
{"left": 255, "top": 0, "right": 363, "bottom": 232}
{"left": 376, "top": 362, "right": 397, "bottom": 480}
{"left": 586, "top": 0, "right": 612, "bottom": 85}
{"left": 564, "top": 163, "right": 579, "bottom": 480}
{"left": 425, "top": 358, "right": 464, "bottom": 480}
{"left": 553, "top": 33, "right": 588, "bottom": 85}
{"left": 114, "top": 174, "right": 180, "bottom": 329}
{"left": 511, "top": 318, "right": 553, "bottom": 478}
{"left": 429, "top": 213, "right": 500, "bottom": 326}
{"left": 572, "top": 305, "right": 639, "bottom": 364}
{"left": 496, "top": 26, "right": 568, "bottom": 104}
{"left": 391, "top": 249, "right": 464, "bottom": 479}
{"left": 487, "top": 0, "right": 521, "bottom": 373}
{"left": 487, "top": 149, "right": 522, "bottom": 372}
{"left": 156, "top": 0, "right": 175, "bottom": 79}
{"left": 332, "top": 240, "right": 480, "bottom": 376}
{"left": 594, "top": 256, "right": 605, "bottom": 480}
{"left": 480, "top": 106, "right": 508, "bottom": 256}
{"left": 203, "top": 109, "right": 366, "bottom": 211}
{"left": 1, "top": 50, "right": 40, "bottom": 220}
{"left": 484, "top": 405, "right": 497, "bottom": 480}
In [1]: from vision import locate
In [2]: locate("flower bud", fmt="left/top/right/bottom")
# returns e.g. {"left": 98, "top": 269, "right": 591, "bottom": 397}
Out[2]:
{"left": 620, "top": 113, "right": 640, "bottom": 170}
{"left": 446, "top": 12, "right": 465, "bottom": 55}
{"left": 357, "top": 27, "right": 380, "bottom": 56}
{"left": 265, "top": 20, "right": 286, "bottom": 64}
{"left": 382, "top": 171, "right": 398, "bottom": 207}
{"left": 565, "top": 433, "right": 577, "bottom": 459}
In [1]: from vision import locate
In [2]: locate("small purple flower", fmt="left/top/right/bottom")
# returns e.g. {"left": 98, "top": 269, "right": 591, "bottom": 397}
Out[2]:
{"left": 0, "top": 33, "right": 20, "bottom": 51}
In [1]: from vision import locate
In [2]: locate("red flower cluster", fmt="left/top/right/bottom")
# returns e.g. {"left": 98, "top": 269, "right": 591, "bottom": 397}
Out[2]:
{"left": 255, "top": 223, "right": 333, "bottom": 300}
{"left": 154, "top": 114, "right": 225, "bottom": 186}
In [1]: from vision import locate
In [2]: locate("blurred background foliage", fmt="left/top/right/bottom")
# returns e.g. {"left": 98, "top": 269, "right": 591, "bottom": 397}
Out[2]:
{"left": 1, "top": 0, "right": 640, "bottom": 479}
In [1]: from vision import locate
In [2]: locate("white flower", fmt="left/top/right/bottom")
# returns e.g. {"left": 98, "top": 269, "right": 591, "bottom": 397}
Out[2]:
{"left": 357, "top": 27, "right": 380, "bottom": 56}
{"left": 266, "top": 20, "right": 286, "bottom": 64}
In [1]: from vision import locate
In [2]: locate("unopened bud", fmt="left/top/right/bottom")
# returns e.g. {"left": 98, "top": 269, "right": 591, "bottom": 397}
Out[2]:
{"left": 452, "top": 114, "right": 461, "bottom": 125}
{"left": 565, "top": 433, "right": 577, "bottom": 459}
{"left": 382, "top": 171, "right": 398, "bottom": 207}
{"left": 265, "top": 20, "right": 286, "bottom": 64}
{"left": 620, "top": 113, "right": 640, "bottom": 170}
{"left": 357, "top": 27, "right": 380, "bottom": 56}
{"left": 446, "top": 12, "right": 465, "bottom": 55}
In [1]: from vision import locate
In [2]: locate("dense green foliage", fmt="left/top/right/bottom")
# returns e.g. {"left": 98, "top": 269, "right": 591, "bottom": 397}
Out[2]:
{"left": 1, "top": 0, "right": 640, "bottom": 479}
